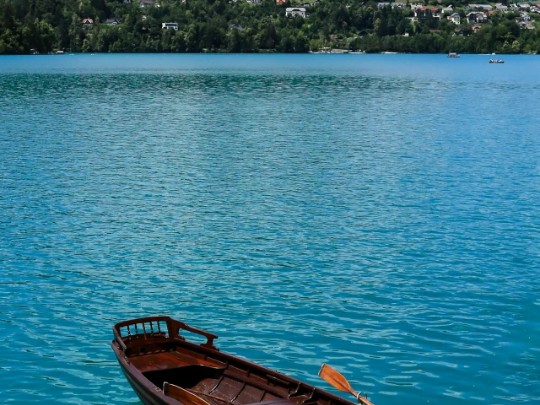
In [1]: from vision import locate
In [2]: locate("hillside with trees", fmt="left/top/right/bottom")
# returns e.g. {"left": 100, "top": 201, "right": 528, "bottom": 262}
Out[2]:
{"left": 0, "top": 0, "right": 539, "bottom": 54}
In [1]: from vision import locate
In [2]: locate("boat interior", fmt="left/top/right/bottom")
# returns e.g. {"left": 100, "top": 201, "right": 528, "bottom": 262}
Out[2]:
{"left": 142, "top": 361, "right": 319, "bottom": 405}
{"left": 113, "top": 317, "right": 341, "bottom": 405}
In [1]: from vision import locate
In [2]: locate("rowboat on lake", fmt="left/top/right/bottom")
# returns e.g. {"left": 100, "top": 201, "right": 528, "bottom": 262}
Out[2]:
{"left": 112, "top": 316, "right": 374, "bottom": 405}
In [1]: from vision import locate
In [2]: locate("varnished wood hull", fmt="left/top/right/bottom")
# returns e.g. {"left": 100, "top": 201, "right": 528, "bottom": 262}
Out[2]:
{"left": 111, "top": 316, "right": 359, "bottom": 405}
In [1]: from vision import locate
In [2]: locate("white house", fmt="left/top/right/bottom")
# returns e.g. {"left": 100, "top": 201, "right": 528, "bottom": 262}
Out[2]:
{"left": 378, "top": 2, "right": 405, "bottom": 9}
{"left": 468, "top": 4, "right": 493, "bottom": 11}
{"left": 162, "top": 22, "right": 178, "bottom": 31}
{"left": 285, "top": 7, "right": 306, "bottom": 18}
{"left": 467, "top": 11, "right": 488, "bottom": 23}
{"left": 448, "top": 12, "right": 461, "bottom": 24}
{"left": 442, "top": 5, "right": 454, "bottom": 14}
{"left": 140, "top": 0, "right": 156, "bottom": 7}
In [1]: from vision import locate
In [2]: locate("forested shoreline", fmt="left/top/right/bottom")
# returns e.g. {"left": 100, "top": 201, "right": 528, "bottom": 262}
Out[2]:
{"left": 1, "top": 0, "right": 539, "bottom": 54}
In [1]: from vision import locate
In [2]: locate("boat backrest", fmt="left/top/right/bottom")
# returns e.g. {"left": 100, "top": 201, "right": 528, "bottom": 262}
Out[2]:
{"left": 113, "top": 316, "right": 219, "bottom": 352}
{"left": 114, "top": 317, "right": 171, "bottom": 348}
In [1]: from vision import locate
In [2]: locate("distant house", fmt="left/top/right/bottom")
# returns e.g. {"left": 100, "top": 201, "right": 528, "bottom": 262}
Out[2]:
{"left": 378, "top": 2, "right": 405, "bottom": 9}
{"left": 448, "top": 12, "right": 461, "bottom": 25}
{"left": 468, "top": 4, "right": 493, "bottom": 11}
{"left": 82, "top": 18, "right": 94, "bottom": 27}
{"left": 162, "top": 22, "right": 179, "bottom": 30}
{"left": 105, "top": 18, "right": 121, "bottom": 25}
{"left": 228, "top": 23, "right": 244, "bottom": 30}
{"left": 442, "top": 5, "right": 454, "bottom": 14}
{"left": 139, "top": 0, "right": 156, "bottom": 7}
{"left": 285, "top": 7, "right": 306, "bottom": 17}
{"left": 467, "top": 11, "right": 488, "bottom": 23}
{"left": 495, "top": 3, "right": 508, "bottom": 12}
{"left": 414, "top": 7, "right": 442, "bottom": 20}
{"left": 275, "top": 0, "right": 286, "bottom": 5}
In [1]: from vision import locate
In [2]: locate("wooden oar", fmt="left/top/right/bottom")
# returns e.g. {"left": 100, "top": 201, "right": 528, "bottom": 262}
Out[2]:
{"left": 318, "top": 364, "right": 374, "bottom": 405}
{"left": 163, "top": 382, "right": 212, "bottom": 405}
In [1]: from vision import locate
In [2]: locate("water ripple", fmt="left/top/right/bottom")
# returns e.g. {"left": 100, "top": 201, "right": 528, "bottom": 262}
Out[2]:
{"left": 1, "top": 54, "right": 539, "bottom": 405}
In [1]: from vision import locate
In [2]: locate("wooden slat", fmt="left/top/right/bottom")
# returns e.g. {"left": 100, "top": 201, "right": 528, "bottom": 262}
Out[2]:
{"left": 164, "top": 382, "right": 212, "bottom": 405}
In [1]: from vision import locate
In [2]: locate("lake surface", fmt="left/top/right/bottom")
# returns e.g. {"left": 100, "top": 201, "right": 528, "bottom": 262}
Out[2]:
{"left": 1, "top": 53, "right": 539, "bottom": 405}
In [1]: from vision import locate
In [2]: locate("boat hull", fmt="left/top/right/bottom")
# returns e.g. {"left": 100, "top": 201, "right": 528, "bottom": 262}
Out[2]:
{"left": 111, "top": 316, "right": 362, "bottom": 405}
{"left": 114, "top": 343, "right": 172, "bottom": 405}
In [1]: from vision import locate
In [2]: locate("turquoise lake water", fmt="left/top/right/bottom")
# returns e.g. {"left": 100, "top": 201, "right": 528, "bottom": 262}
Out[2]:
{"left": 1, "top": 53, "right": 539, "bottom": 404}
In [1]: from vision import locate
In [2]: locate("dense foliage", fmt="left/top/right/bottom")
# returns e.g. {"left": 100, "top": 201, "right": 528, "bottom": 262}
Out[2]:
{"left": 1, "top": 0, "right": 539, "bottom": 54}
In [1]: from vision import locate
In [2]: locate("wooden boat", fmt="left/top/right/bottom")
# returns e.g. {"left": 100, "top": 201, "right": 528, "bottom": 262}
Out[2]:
{"left": 112, "top": 316, "right": 374, "bottom": 405}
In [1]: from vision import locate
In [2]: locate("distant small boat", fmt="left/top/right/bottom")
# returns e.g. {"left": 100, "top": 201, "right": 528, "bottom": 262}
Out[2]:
{"left": 489, "top": 59, "right": 504, "bottom": 64}
{"left": 112, "top": 316, "right": 375, "bottom": 405}
{"left": 311, "top": 48, "right": 350, "bottom": 54}
{"left": 447, "top": 52, "right": 460, "bottom": 58}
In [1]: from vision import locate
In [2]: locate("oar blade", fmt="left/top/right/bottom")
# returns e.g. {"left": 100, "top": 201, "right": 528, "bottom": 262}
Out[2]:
{"left": 318, "top": 364, "right": 375, "bottom": 405}
{"left": 318, "top": 363, "right": 354, "bottom": 394}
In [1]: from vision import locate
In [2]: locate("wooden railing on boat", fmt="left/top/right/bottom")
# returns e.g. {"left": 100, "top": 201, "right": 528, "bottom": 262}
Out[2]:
{"left": 113, "top": 316, "right": 219, "bottom": 352}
